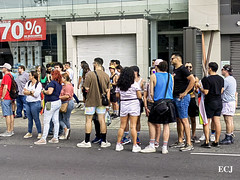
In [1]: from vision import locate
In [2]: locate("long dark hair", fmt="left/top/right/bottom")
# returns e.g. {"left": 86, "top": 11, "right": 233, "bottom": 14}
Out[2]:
{"left": 117, "top": 67, "right": 135, "bottom": 91}
{"left": 30, "top": 71, "right": 38, "bottom": 81}
{"left": 82, "top": 63, "right": 90, "bottom": 80}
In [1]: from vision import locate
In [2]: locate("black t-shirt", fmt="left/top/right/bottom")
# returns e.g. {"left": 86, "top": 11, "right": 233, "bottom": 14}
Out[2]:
{"left": 173, "top": 65, "right": 191, "bottom": 97}
{"left": 202, "top": 75, "right": 224, "bottom": 103}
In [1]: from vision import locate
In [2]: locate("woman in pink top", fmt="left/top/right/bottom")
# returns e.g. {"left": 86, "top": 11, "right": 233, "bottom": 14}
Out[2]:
{"left": 59, "top": 73, "right": 74, "bottom": 140}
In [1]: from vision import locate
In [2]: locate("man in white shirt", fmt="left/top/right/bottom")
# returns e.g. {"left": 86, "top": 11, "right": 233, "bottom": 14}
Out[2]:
{"left": 65, "top": 62, "right": 80, "bottom": 107}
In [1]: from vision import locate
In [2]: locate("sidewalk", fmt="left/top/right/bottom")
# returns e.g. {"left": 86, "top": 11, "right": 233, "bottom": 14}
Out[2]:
{"left": 1, "top": 107, "right": 240, "bottom": 131}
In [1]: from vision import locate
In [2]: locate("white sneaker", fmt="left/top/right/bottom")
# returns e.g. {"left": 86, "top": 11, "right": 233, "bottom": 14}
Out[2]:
{"left": 132, "top": 144, "right": 141, "bottom": 153}
{"left": 155, "top": 142, "right": 159, "bottom": 148}
{"left": 77, "top": 141, "right": 91, "bottom": 148}
{"left": 101, "top": 141, "right": 111, "bottom": 148}
{"left": 37, "top": 133, "right": 42, "bottom": 139}
{"left": 115, "top": 144, "right": 124, "bottom": 151}
{"left": 161, "top": 147, "right": 169, "bottom": 154}
{"left": 11, "top": 131, "right": 14, "bottom": 135}
{"left": 141, "top": 145, "right": 156, "bottom": 153}
{"left": 59, "top": 135, "right": 65, "bottom": 140}
{"left": 210, "top": 134, "right": 215, "bottom": 142}
{"left": 0, "top": 131, "right": 13, "bottom": 137}
{"left": 199, "top": 133, "right": 206, "bottom": 141}
{"left": 23, "top": 132, "right": 32, "bottom": 139}
{"left": 34, "top": 139, "right": 47, "bottom": 145}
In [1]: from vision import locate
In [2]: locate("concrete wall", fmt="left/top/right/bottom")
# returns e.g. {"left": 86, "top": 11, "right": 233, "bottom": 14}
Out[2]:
{"left": 66, "top": 19, "right": 149, "bottom": 94}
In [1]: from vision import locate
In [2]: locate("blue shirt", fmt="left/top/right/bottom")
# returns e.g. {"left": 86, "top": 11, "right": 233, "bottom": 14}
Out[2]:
{"left": 44, "top": 80, "right": 62, "bottom": 102}
{"left": 154, "top": 72, "right": 173, "bottom": 101}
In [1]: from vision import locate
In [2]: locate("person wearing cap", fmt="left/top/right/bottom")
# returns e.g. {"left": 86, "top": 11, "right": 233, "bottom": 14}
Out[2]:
{"left": 109, "top": 65, "right": 119, "bottom": 119}
{"left": 220, "top": 65, "right": 237, "bottom": 145}
{"left": 0, "top": 63, "right": 14, "bottom": 137}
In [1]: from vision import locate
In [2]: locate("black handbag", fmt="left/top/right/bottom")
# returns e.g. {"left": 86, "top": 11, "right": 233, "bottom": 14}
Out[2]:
{"left": 154, "top": 73, "right": 170, "bottom": 115}
{"left": 94, "top": 71, "right": 109, "bottom": 106}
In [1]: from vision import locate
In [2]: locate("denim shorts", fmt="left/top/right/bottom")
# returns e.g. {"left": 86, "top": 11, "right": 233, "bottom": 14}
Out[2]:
{"left": 1, "top": 100, "right": 13, "bottom": 117}
{"left": 173, "top": 94, "right": 190, "bottom": 119}
{"left": 85, "top": 106, "right": 106, "bottom": 115}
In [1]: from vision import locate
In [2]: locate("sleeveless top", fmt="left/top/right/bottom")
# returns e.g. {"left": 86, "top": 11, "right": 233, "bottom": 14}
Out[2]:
{"left": 135, "top": 77, "right": 143, "bottom": 90}
{"left": 154, "top": 72, "right": 173, "bottom": 101}
{"left": 110, "top": 73, "right": 117, "bottom": 92}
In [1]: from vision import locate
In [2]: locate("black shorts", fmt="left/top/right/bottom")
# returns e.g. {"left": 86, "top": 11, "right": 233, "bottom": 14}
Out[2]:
{"left": 205, "top": 100, "right": 222, "bottom": 118}
{"left": 110, "top": 93, "right": 117, "bottom": 103}
{"left": 147, "top": 101, "right": 154, "bottom": 110}
{"left": 188, "top": 98, "right": 199, "bottom": 117}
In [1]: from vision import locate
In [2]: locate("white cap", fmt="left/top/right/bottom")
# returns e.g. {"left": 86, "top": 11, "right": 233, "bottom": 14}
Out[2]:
{"left": 154, "top": 59, "right": 163, "bottom": 66}
{"left": 0, "top": 63, "right": 12, "bottom": 70}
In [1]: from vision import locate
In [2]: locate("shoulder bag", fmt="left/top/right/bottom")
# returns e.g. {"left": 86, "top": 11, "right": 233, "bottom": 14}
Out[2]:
{"left": 94, "top": 71, "right": 109, "bottom": 106}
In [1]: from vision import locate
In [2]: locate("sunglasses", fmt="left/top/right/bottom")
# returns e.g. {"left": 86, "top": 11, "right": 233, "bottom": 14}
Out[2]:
{"left": 186, "top": 66, "right": 192, "bottom": 68}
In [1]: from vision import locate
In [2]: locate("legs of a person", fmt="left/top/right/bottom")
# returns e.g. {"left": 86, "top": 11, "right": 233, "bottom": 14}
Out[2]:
{"left": 5, "top": 116, "right": 11, "bottom": 132}
{"left": 129, "top": 116, "right": 138, "bottom": 145}
{"left": 65, "top": 100, "right": 74, "bottom": 129}
{"left": 22, "top": 95, "right": 27, "bottom": 117}
{"left": 181, "top": 118, "right": 192, "bottom": 145}
{"left": 16, "top": 96, "right": 23, "bottom": 117}
{"left": 177, "top": 118, "right": 184, "bottom": 143}
{"left": 117, "top": 116, "right": 128, "bottom": 143}
{"left": 41, "top": 108, "right": 54, "bottom": 140}
{"left": 136, "top": 115, "right": 141, "bottom": 132}
{"left": 212, "top": 116, "right": 221, "bottom": 143}
{"left": 31, "top": 101, "right": 42, "bottom": 134}
{"left": 73, "top": 93, "right": 80, "bottom": 104}
{"left": 26, "top": 102, "right": 33, "bottom": 133}
{"left": 190, "top": 116, "right": 196, "bottom": 137}
{"left": 224, "top": 115, "right": 234, "bottom": 134}
{"left": 163, "top": 124, "right": 170, "bottom": 143}
{"left": 211, "top": 120, "right": 215, "bottom": 132}
{"left": 51, "top": 103, "right": 61, "bottom": 139}
{"left": 203, "top": 123, "right": 210, "bottom": 144}
{"left": 93, "top": 114, "right": 101, "bottom": 138}
{"left": 148, "top": 122, "right": 157, "bottom": 140}
{"left": 85, "top": 115, "right": 93, "bottom": 142}
{"left": 155, "top": 124, "right": 161, "bottom": 143}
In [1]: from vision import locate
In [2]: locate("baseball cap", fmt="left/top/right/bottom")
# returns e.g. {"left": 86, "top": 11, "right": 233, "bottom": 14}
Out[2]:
{"left": 154, "top": 59, "right": 163, "bottom": 66}
{"left": 109, "top": 65, "right": 115, "bottom": 69}
{"left": 222, "top": 65, "right": 232, "bottom": 72}
{"left": 0, "top": 63, "right": 12, "bottom": 70}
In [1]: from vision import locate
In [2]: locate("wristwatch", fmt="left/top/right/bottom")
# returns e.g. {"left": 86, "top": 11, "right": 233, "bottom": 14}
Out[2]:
{"left": 1, "top": 97, "right": 3, "bottom": 100}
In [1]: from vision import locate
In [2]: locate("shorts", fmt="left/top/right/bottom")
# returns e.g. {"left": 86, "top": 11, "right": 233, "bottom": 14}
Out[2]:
{"left": 120, "top": 100, "right": 140, "bottom": 117}
{"left": 110, "top": 93, "right": 117, "bottom": 103}
{"left": 173, "top": 94, "right": 190, "bottom": 119}
{"left": 85, "top": 106, "right": 106, "bottom": 115}
{"left": 1, "top": 100, "right": 13, "bottom": 117}
{"left": 205, "top": 100, "right": 222, "bottom": 118}
{"left": 222, "top": 101, "right": 236, "bottom": 116}
{"left": 188, "top": 97, "right": 199, "bottom": 117}
{"left": 147, "top": 101, "right": 154, "bottom": 110}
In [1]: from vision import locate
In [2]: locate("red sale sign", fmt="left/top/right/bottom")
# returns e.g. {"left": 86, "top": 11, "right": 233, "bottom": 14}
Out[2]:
{"left": 0, "top": 18, "right": 46, "bottom": 42}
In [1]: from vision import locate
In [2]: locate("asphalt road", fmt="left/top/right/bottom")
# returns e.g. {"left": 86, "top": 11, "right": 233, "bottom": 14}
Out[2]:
{"left": 0, "top": 128, "right": 239, "bottom": 180}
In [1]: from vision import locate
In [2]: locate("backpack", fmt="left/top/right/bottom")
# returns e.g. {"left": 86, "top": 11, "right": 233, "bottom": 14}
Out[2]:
{"left": 28, "top": 81, "right": 39, "bottom": 89}
{"left": 7, "top": 74, "right": 19, "bottom": 99}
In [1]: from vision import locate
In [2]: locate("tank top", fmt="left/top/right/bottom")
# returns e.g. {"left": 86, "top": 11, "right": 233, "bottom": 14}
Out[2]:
{"left": 110, "top": 73, "right": 117, "bottom": 91}
{"left": 135, "top": 77, "right": 143, "bottom": 90}
{"left": 154, "top": 72, "right": 173, "bottom": 101}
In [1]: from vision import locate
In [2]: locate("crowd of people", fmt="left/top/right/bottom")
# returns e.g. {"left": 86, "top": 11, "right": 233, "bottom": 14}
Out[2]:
{"left": 0, "top": 53, "right": 237, "bottom": 154}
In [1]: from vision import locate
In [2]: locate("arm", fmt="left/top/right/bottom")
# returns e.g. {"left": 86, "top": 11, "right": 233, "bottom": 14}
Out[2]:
{"left": 150, "top": 74, "right": 155, "bottom": 100}
{"left": 1, "top": 85, "right": 8, "bottom": 100}
{"left": 60, "top": 95, "right": 70, "bottom": 101}
{"left": 179, "top": 74, "right": 195, "bottom": 99}
{"left": 112, "top": 75, "right": 118, "bottom": 86}
{"left": 43, "top": 87, "right": 54, "bottom": 95}
{"left": 116, "top": 92, "right": 120, "bottom": 99}
{"left": 235, "top": 92, "right": 238, "bottom": 107}
{"left": 143, "top": 91, "right": 150, "bottom": 116}
{"left": 78, "top": 76, "right": 82, "bottom": 89}
{"left": 32, "top": 84, "right": 42, "bottom": 98}
{"left": 136, "top": 90, "right": 142, "bottom": 99}
{"left": 106, "top": 89, "right": 110, "bottom": 101}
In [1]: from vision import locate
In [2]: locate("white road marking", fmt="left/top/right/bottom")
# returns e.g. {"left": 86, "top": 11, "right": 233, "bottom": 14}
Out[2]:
{"left": 191, "top": 152, "right": 240, "bottom": 157}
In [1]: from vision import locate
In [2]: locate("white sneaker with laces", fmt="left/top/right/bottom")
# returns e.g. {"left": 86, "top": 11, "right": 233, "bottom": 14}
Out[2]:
{"left": 0, "top": 131, "right": 13, "bottom": 137}
{"left": 199, "top": 133, "right": 206, "bottom": 141}
{"left": 77, "top": 141, "right": 91, "bottom": 148}
{"left": 101, "top": 141, "right": 111, "bottom": 148}
{"left": 161, "top": 147, "right": 169, "bottom": 154}
{"left": 141, "top": 145, "right": 156, "bottom": 153}
{"left": 132, "top": 144, "right": 141, "bottom": 153}
{"left": 115, "top": 144, "right": 124, "bottom": 151}
{"left": 23, "top": 132, "right": 32, "bottom": 139}
{"left": 37, "top": 134, "right": 42, "bottom": 139}
{"left": 59, "top": 135, "right": 65, "bottom": 140}
{"left": 210, "top": 134, "right": 215, "bottom": 142}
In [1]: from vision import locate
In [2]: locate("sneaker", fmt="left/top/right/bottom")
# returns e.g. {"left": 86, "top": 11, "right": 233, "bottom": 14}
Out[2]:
{"left": 23, "top": 132, "right": 32, "bottom": 139}
{"left": 191, "top": 136, "right": 200, "bottom": 143}
{"left": 48, "top": 138, "right": 59, "bottom": 144}
{"left": 34, "top": 139, "right": 47, "bottom": 145}
{"left": 169, "top": 142, "right": 185, "bottom": 148}
{"left": 180, "top": 144, "right": 194, "bottom": 152}
{"left": 59, "top": 135, "right": 65, "bottom": 140}
{"left": 77, "top": 141, "right": 91, "bottom": 148}
{"left": 37, "top": 133, "right": 42, "bottom": 139}
{"left": 210, "top": 134, "right": 215, "bottom": 142}
{"left": 0, "top": 131, "right": 13, "bottom": 137}
{"left": 220, "top": 134, "right": 232, "bottom": 145}
{"left": 140, "top": 145, "right": 156, "bottom": 153}
{"left": 200, "top": 142, "right": 211, "bottom": 148}
{"left": 199, "top": 133, "right": 206, "bottom": 141}
{"left": 231, "top": 134, "right": 234, "bottom": 144}
{"left": 23, "top": 116, "right": 27, "bottom": 119}
{"left": 155, "top": 142, "right": 159, "bottom": 148}
{"left": 11, "top": 131, "right": 14, "bottom": 135}
{"left": 137, "top": 137, "right": 141, "bottom": 145}
{"left": 76, "top": 103, "right": 82, "bottom": 108}
{"left": 161, "top": 147, "right": 169, "bottom": 154}
{"left": 132, "top": 144, "right": 141, "bottom": 153}
{"left": 121, "top": 137, "right": 131, "bottom": 145}
{"left": 101, "top": 141, "right": 111, "bottom": 148}
{"left": 91, "top": 137, "right": 102, "bottom": 144}
{"left": 115, "top": 143, "right": 124, "bottom": 151}
{"left": 64, "top": 129, "right": 71, "bottom": 140}
{"left": 211, "top": 141, "right": 220, "bottom": 148}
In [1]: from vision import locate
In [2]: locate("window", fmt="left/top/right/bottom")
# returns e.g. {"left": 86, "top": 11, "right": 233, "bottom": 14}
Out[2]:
{"left": 232, "top": 0, "right": 240, "bottom": 14}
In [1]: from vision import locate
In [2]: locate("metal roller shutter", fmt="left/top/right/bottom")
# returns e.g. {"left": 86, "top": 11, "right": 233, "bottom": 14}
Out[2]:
{"left": 230, "top": 36, "right": 240, "bottom": 106}
{"left": 77, "top": 35, "right": 137, "bottom": 73}
{"left": 195, "top": 35, "right": 203, "bottom": 79}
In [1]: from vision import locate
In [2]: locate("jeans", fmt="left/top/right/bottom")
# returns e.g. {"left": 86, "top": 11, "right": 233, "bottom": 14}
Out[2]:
{"left": 59, "top": 99, "right": 74, "bottom": 129}
{"left": 1, "top": 100, "right": 13, "bottom": 116}
{"left": 42, "top": 100, "right": 61, "bottom": 140}
{"left": 16, "top": 95, "right": 27, "bottom": 117}
{"left": 26, "top": 101, "right": 42, "bottom": 133}
{"left": 72, "top": 84, "right": 80, "bottom": 104}
{"left": 173, "top": 94, "right": 190, "bottom": 119}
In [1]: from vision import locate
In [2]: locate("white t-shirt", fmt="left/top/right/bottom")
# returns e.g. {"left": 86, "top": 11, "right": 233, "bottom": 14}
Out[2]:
{"left": 67, "top": 68, "right": 74, "bottom": 83}
{"left": 24, "top": 81, "right": 42, "bottom": 102}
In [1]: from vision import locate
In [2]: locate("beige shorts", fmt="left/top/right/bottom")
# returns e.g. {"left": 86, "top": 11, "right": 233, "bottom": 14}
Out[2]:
{"left": 221, "top": 101, "right": 236, "bottom": 116}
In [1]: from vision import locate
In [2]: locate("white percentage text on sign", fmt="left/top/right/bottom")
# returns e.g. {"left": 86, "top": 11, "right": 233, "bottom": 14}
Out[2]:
{"left": 25, "top": 21, "right": 42, "bottom": 35}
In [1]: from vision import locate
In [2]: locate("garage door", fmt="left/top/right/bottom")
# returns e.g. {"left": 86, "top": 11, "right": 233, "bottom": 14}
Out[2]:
{"left": 77, "top": 35, "right": 136, "bottom": 74}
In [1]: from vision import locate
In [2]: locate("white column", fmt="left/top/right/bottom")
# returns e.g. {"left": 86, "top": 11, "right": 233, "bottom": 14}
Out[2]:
{"left": 57, "top": 24, "right": 63, "bottom": 63}
{"left": 150, "top": 20, "right": 158, "bottom": 62}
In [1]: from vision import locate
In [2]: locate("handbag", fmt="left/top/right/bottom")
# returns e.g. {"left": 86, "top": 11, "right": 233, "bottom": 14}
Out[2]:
{"left": 60, "top": 102, "right": 69, "bottom": 113}
{"left": 154, "top": 73, "right": 170, "bottom": 115}
{"left": 94, "top": 71, "right": 109, "bottom": 106}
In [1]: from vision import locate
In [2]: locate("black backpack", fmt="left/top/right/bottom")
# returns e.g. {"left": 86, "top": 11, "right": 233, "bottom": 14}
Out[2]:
{"left": 27, "top": 81, "right": 39, "bottom": 89}
{"left": 7, "top": 74, "right": 19, "bottom": 99}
